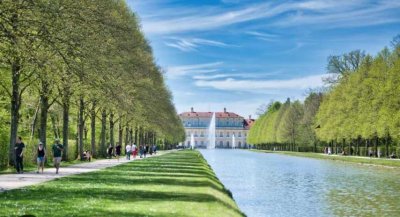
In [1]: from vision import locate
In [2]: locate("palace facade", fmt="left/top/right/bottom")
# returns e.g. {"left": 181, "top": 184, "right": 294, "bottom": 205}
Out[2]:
{"left": 179, "top": 108, "right": 254, "bottom": 148}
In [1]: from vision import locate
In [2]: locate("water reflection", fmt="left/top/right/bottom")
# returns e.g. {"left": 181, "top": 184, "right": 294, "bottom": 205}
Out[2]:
{"left": 199, "top": 149, "right": 400, "bottom": 217}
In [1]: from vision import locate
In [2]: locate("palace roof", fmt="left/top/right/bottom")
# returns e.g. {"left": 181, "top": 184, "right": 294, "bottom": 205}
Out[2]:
{"left": 179, "top": 111, "right": 242, "bottom": 118}
{"left": 244, "top": 118, "right": 255, "bottom": 130}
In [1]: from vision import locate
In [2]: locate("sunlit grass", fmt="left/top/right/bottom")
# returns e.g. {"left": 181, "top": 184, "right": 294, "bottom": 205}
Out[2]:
{"left": 0, "top": 150, "right": 244, "bottom": 217}
{"left": 253, "top": 150, "right": 400, "bottom": 167}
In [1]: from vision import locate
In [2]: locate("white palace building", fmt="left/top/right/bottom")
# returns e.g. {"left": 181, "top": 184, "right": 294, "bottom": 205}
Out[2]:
{"left": 179, "top": 107, "right": 254, "bottom": 148}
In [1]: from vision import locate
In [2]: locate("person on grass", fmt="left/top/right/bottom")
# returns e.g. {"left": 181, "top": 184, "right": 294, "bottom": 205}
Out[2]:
{"left": 14, "top": 136, "right": 25, "bottom": 174}
{"left": 52, "top": 138, "right": 64, "bottom": 174}
{"left": 37, "top": 142, "right": 46, "bottom": 174}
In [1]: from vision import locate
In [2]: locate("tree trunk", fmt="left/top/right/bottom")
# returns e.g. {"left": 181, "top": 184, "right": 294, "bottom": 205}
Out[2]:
{"left": 134, "top": 127, "right": 138, "bottom": 145}
{"left": 78, "top": 96, "right": 84, "bottom": 159}
{"left": 129, "top": 128, "right": 133, "bottom": 145}
{"left": 385, "top": 135, "right": 389, "bottom": 158}
{"left": 365, "top": 139, "right": 369, "bottom": 156}
{"left": 125, "top": 126, "right": 129, "bottom": 147}
{"left": 109, "top": 112, "right": 114, "bottom": 148}
{"left": 90, "top": 101, "right": 96, "bottom": 158}
{"left": 9, "top": 56, "right": 22, "bottom": 166}
{"left": 118, "top": 117, "right": 123, "bottom": 147}
{"left": 29, "top": 99, "right": 40, "bottom": 148}
{"left": 39, "top": 88, "right": 49, "bottom": 149}
{"left": 50, "top": 113, "right": 59, "bottom": 139}
{"left": 62, "top": 98, "right": 70, "bottom": 161}
{"left": 100, "top": 109, "right": 107, "bottom": 157}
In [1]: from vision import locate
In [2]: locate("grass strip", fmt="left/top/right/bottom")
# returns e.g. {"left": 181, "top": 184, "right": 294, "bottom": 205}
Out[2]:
{"left": 0, "top": 150, "right": 244, "bottom": 217}
{"left": 252, "top": 150, "right": 400, "bottom": 168}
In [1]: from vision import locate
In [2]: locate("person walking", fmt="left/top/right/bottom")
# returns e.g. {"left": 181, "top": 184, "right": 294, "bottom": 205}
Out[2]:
{"left": 152, "top": 144, "right": 157, "bottom": 155}
{"left": 52, "top": 138, "right": 64, "bottom": 174}
{"left": 115, "top": 144, "right": 121, "bottom": 162}
{"left": 139, "top": 145, "right": 144, "bottom": 158}
{"left": 132, "top": 143, "right": 137, "bottom": 159}
{"left": 14, "top": 136, "right": 25, "bottom": 174}
{"left": 126, "top": 144, "right": 132, "bottom": 160}
{"left": 37, "top": 142, "right": 46, "bottom": 174}
{"left": 144, "top": 144, "right": 149, "bottom": 158}
{"left": 107, "top": 144, "right": 113, "bottom": 159}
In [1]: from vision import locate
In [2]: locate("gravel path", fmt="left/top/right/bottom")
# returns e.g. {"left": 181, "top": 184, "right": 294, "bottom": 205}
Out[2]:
{"left": 0, "top": 151, "right": 171, "bottom": 192}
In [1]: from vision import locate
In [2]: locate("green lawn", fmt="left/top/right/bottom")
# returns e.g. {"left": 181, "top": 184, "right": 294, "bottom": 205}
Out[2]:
{"left": 0, "top": 150, "right": 244, "bottom": 217}
{"left": 253, "top": 150, "right": 400, "bottom": 167}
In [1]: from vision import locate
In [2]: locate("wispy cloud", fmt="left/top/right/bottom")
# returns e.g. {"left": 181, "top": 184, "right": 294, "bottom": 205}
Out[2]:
{"left": 193, "top": 71, "right": 283, "bottom": 80}
{"left": 166, "top": 62, "right": 223, "bottom": 79}
{"left": 195, "top": 74, "right": 328, "bottom": 92}
{"left": 246, "top": 31, "right": 279, "bottom": 42}
{"left": 139, "top": 0, "right": 400, "bottom": 35}
{"left": 141, "top": 2, "right": 281, "bottom": 34}
{"left": 164, "top": 37, "right": 230, "bottom": 52}
{"left": 273, "top": 0, "right": 400, "bottom": 28}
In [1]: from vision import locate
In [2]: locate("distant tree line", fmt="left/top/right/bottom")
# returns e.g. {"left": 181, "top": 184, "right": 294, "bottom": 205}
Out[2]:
{"left": 248, "top": 36, "right": 400, "bottom": 158}
{"left": 0, "top": 0, "right": 185, "bottom": 168}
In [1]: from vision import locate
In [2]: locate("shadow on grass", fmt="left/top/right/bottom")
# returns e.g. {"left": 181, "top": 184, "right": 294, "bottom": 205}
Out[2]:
{"left": 0, "top": 150, "right": 245, "bottom": 217}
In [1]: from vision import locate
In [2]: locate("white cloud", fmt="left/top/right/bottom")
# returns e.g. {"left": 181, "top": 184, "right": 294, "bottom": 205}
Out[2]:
{"left": 164, "top": 37, "right": 230, "bottom": 52}
{"left": 138, "top": 0, "right": 400, "bottom": 35}
{"left": 141, "top": 2, "right": 286, "bottom": 34}
{"left": 273, "top": 0, "right": 400, "bottom": 28}
{"left": 194, "top": 74, "right": 328, "bottom": 92}
{"left": 192, "top": 71, "right": 283, "bottom": 80}
{"left": 166, "top": 62, "right": 223, "bottom": 79}
{"left": 246, "top": 31, "right": 279, "bottom": 41}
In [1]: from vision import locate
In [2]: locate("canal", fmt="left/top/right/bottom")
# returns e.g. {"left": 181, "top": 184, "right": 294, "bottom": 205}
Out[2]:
{"left": 199, "top": 149, "right": 400, "bottom": 217}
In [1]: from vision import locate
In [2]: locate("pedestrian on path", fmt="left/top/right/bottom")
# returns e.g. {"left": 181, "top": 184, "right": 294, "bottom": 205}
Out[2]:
{"left": 144, "top": 144, "right": 149, "bottom": 158}
{"left": 126, "top": 144, "right": 132, "bottom": 160}
{"left": 139, "top": 145, "right": 144, "bottom": 158}
{"left": 14, "top": 136, "right": 25, "bottom": 174}
{"left": 116, "top": 144, "right": 122, "bottom": 162}
{"left": 37, "top": 142, "right": 46, "bottom": 174}
{"left": 107, "top": 144, "right": 113, "bottom": 159}
{"left": 152, "top": 144, "right": 157, "bottom": 155}
{"left": 132, "top": 143, "right": 137, "bottom": 159}
{"left": 52, "top": 139, "right": 64, "bottom": 174}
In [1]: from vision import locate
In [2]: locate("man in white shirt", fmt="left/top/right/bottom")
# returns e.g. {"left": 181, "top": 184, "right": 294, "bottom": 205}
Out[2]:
{"left": 126, "top": 144, "right": 132, "bottom": 160}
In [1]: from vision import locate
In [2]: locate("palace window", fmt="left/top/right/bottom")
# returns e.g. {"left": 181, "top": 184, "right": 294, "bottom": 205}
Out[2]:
{"left": 226, "top": 132, "right": 230, "bottom": 137}
{"left": 194, "top": 131, "right": 198, "bottom": 137}
{"left": 226, "top": 141, "right": 230, "bottom": 147}
{"left": 238, "top": 132, "right": 242, "bottom": 137}
{"left": 200, "top": 132, "right": 204, "bottom": 137}
{"left": 201, "top": 141, "right": 204, "bottom": 146}
{"left": 239, "top": 141, "right": 242, "bottom": 147}
{"left": 220, "top": 132, "right": 223, "bottom": 137}
{"left": 219, "top": 141, "right": 223, "bottom": 147}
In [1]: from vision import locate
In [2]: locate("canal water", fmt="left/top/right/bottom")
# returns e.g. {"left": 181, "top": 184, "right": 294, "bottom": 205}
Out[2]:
{"left": 199, "top": 149, "right": 400, "bottom": 217}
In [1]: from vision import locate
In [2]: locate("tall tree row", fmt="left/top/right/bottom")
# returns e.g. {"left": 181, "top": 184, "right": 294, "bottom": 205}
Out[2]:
{"left": 0, "top": 0, "right": 185, "bottom": 167}
{"left": 248, "top": 36, "right": 400, "bottom": 157}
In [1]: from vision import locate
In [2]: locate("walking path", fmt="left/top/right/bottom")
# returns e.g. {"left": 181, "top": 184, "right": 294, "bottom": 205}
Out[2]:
{"left": 0, "top": 151, "right": 172, "bottom": 193}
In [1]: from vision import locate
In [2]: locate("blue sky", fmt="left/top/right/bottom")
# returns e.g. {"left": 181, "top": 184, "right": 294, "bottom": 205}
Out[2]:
{"left": 127, "top": 0, "right": 400, "bottom": 118}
